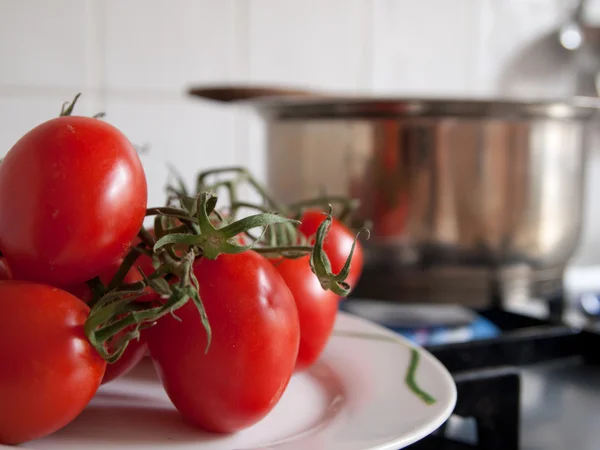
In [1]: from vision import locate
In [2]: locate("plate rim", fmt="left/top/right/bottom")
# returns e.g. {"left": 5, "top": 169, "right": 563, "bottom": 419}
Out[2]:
{"left": 328, "top": 311, "right": 458, "bottom": 450}
{"left": 5, "top": 312, "right": 457, "bottom": 450}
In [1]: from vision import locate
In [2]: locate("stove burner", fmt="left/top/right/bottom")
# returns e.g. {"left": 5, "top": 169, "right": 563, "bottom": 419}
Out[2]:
{"left": 410, "top": 368, "right": 519, "bottom": 450}
{"left": 398, "top": 306, "right": 600, "bottom": 449}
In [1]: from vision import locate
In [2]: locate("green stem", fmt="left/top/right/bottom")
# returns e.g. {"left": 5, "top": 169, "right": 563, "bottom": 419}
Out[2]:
{"left": 309, "top": 207, "right": 368, "bottom": 296}
{"left": 406, "top": 348, "right": 436, "bottom": 405}
{"left": 286, "top": 196, "right": 360, "bottom": 212}
{"left": 166, "top": 163, "right": 189, "bottom": 198}
{"left": 230, "top": 201, "right": 272, "bottom": 214}
{"left": 113, "top": 280, "right": 146, "bottom": 292}
{"left": 93, "top": 303, "right": 152, "bottom": 344}
{"left": 85, "top": 248, "right": 204, "bottom": 362}
{"left": 196, "top": 166, "right": 285, "bottom": 213}
{"left": 60, "top": 93, "right": 81, "bottom": 116}
{"left": 146, "top": 207, "right": 191, "bottom": 220}
{"left": 152, "top": 192, "right": 298, "bottom": 260}
{"left": 225, "top": 200, "right": 308, "bottom": 252}
{"left": 253, "top": 245, "right": 313, "bottom": 254}
{"left": 226, "top": 181, "right": 239, "bottom": 220}
{"left": 138, "top": 227, "right": 156, "bottom": 247}
{"left": 85, "top": 277, "right": 106, "bottom": 309}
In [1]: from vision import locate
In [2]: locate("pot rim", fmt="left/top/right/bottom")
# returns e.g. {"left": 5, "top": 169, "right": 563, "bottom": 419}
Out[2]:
{"left": 251, "top": 96, "right": 600, "bottom": 120}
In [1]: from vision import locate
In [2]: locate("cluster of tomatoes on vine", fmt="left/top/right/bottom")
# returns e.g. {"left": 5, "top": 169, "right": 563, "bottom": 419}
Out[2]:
{"left": 0, "top": 94, "right": 367, "bottom": 445}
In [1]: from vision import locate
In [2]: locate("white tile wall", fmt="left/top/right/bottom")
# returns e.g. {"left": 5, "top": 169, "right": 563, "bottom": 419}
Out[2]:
{"left": 2, "top": 0, "right": 600, "bottom": 266}
{"left": 245, "top": 0, "right": 370, "bottom": 91}
{"left": 479, "top": 0, "right": 581, "bottom": 97}
{"left": 0, "top": 0, "right": 90, "bottom": 90}
{"left": 102, "top": 96, "right": 237, "bottom": 207}
{"left": 0, "top": 93, "right": 103, "bottom": 153}
{"left": 103, "top": 0, "right": 236, "bottom": 93}
{"left": 371, "top": 0, "right": 480, "bottom": 95}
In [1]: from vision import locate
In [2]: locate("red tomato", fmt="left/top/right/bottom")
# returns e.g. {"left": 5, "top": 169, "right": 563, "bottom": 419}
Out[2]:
{"left": 271, "top": 255, "right": 339, "bottom": 370}
{"left": 146, "top": 251, "right": 300, "bottom": 433}
{"left": 0, "top": 281, "right": 106, "bottom": 445}
{"left": 0, "top": 116, "right": 147, "bottom": 287}
{"left": 0, "top": 257, "right": 11, "bottom": 280}
{"left": 298, "top": 210, "right": 364, "bottom": 290}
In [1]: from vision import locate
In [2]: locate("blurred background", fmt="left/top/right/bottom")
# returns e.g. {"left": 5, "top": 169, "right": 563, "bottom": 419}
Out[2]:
{"left": 1, "top": 0, "right": 600, "bottom": 292}
{"left": 6, "top": 5, "right": 600, "bottom": 446}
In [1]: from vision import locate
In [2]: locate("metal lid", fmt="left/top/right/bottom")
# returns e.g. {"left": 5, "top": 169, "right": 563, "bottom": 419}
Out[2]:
{"left": 254, "top": 96, "right": 600, "bottom": 120}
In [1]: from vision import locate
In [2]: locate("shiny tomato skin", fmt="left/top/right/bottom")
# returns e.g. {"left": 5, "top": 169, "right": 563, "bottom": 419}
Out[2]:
{"left": 0, "top": 281, "right": 106, "bottom": 445}
{"left": 146, "top": 251, "right": 300, "bottom": 433}
{"left": 271, "top": 255, "right": 339, "bottom": 371}
{"left": 0, "top": 116, "right": 147, "bottom": 287}
{"left": 298, "top": 210, "right": 364, "bottom": 290}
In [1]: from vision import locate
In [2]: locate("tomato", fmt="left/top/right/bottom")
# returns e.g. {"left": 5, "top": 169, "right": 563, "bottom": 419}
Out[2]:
{"left": 0, "top": 116, "right": 147, "bottom": 287}
{"left": 298, "top": 210, "right": 364, "bottom": 290}
{"left": 146, "top": 251, "right": 299, "bottom": 433}
{"left": 271, "top": 255, "right": 339, "bottom": 370}
{"left": 0, "top": 281, "right": 106, "bottom": 445}
{"left": 0, "top": 257, "right": 11, "bottom": 280}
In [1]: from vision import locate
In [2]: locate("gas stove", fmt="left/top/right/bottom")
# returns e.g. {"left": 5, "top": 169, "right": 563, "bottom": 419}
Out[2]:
{"left": 344, "top": 268, "right": 600, "bottom": 450}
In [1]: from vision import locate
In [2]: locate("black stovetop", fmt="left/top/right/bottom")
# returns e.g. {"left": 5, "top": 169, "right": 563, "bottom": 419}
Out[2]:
{"left": 350, "top": 299, "right": 600, "bottom": 450}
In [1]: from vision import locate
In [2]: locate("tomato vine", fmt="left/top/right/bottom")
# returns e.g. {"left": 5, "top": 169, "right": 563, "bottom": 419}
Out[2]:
{"left": 84, "top": 186, "right": 367, "bottom": 363}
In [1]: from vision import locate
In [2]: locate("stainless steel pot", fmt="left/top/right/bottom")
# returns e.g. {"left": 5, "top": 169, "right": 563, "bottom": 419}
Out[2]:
{"left": 251, "top": 97, "right": 600, "bottom": 306}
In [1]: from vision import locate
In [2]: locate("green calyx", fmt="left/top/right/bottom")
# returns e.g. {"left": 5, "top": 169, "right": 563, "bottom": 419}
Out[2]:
{"left": 153, "top": 192, "right": 299, "bottom": 260}
{"left": 84, "top": 244, "right": 211, "bottom": 363}
{"left": 83, "top": 169, "right": 370, "bottom": 366}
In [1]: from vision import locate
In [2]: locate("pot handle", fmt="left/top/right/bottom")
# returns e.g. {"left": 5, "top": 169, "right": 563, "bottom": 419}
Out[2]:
{"left": 187, "top": 84, "right": 325, "bottom": 104}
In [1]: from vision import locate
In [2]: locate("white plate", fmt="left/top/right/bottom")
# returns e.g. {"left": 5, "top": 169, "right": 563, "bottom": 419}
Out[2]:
{"left": 16, "top": 312, "right": 456, "bottom": 450}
